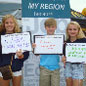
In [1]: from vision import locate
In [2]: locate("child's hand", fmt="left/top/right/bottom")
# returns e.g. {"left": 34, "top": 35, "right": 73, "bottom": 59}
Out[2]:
{"left": 32, "top": 43, "right": 36, "bottom": 48}
{"left": 62, "top": 56, "right": 66, "bottom": 63}
{"left": 16, "top": 49, "right": 24, "bottom": 59}
{"left": 32, "top": 43, "right": 39, "bottom": 56}
{"left": 62, "top": 56, "right": 66, "bottom": 67}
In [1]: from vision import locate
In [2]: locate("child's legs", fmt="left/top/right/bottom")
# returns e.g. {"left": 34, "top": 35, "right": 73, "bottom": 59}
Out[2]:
{"left": 66, "top": 78, "right": 83, "bottom": 86}
{"left": 83, "top": 64, "right": 86, "bottom": 86}
{"left": 65, "top": 63, "right": 84, "bottom": 86}
{"left": 12, "top": 76, "right": 22, "bottom": 86}
{"left": 51, "top": 69, "right": 60, "bottom": 86}
{"left": 72, "top": 64, "right": 84, "bottom": 86}
{"left": 12, "top": 70, "right": 22, "bottom": 86}
{"left": 73, "top": 79, "right": 83, "bottom": 86}
{"left": 39, "top": 66, "right": 51, "bottom": 86}
{"left": 65, "top": 63, "right": 73, "bottom": 86}
{"left": 0, "top": 72, "right": 10, "bottom": 86}
{"left": 66, "top": 77, "right": 73, "bottom": 86}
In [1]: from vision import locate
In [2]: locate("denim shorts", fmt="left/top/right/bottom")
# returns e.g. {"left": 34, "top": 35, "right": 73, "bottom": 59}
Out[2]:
{"left": 65, "top": 62, "right": 84, "bottom": 79}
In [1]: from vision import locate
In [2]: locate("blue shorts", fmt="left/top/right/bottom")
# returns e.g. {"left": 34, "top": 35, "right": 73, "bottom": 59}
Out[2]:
{"left": 83, "top": 64, "right": 86, "bottom": 79}
{"left": 65, "top": 62, "right": 84, "bottom": 79}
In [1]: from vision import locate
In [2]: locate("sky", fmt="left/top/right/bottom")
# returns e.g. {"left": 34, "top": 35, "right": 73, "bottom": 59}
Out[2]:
{"left": 70, "top": 0, "right": 86, "bottom": 13}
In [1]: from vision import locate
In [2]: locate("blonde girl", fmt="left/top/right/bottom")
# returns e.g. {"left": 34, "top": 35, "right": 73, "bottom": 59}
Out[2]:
{"left": 62, "top": 21, "right": 86, "bottom": 86}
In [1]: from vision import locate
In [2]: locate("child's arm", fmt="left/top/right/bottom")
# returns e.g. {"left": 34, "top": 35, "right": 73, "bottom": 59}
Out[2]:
{"left": 15, "top": 49, "right": 29, "bottom": 61}
{"left": 62, "top": 56, "right": 66, "bottom": 63}
{"left": 16, "top": 49, "right": 24, "bottom": 59}
{"left": 32, "top": 43, "right": 36, "bottom": 48}
{"left": 32, "top": 43, "right": 39, "bottom": 56}
{"left": 61, "top": 56, "right": 66, "bottom": 68}
{"left": 61, "top": 41, "right": 66, "bottom": 67}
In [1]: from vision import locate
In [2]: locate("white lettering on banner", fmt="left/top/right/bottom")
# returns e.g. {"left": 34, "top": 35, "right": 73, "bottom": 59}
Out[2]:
{"left": 1, "top": 32, "right": 32, "bottom": 54}
{"left": 34, "top": 12, "right": 53, "bottom": 17}
{"left": 40, "top": 4, "right": 65, "bottom": 10}
{"left": 28, "top": 3, "right": 39, "bottom": 9}
{"left": 28, "top": 3, "right": 65, "bottom": 10}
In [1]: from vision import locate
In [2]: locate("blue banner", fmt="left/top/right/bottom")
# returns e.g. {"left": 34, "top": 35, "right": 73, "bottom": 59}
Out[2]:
{"left": 22, "top": 0, "right": 70, "bottom": 18}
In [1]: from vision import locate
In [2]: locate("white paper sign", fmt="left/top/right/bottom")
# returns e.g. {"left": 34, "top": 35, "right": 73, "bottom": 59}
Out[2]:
{"left": 66, "top": 43, "right": 86, "bottom": 63}
{"left": 34, "top": 35, "right": 64, "bottom": 54}
{"left": 1, "top": 32, "right": 32, "bottom": 54}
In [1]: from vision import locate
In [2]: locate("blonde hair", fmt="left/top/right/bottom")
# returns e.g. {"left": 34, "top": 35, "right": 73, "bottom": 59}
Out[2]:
{"left": 66, "top": 21, "right": 85, "bottom": 40}
{"left": 44, "top": 18, "right": 57, "bottom": 27}
{"left": 0, "top": 14, "right": 21, "bottom": 33}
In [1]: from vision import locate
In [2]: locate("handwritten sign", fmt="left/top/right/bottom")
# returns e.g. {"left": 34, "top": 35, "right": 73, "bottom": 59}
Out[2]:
{"left": 66, "top": 43, "right": 86, "bottom": 63}
{"left": 34, "top": 35, "right": 64, "bottom": 54}
{"left": 1, "top": 32, "right": 32, "bottom": 54}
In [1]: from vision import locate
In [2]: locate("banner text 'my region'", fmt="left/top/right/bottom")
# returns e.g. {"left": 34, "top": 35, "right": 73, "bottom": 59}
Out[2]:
{"left": 22, "top": 0, "right": 70, "bottom": 18}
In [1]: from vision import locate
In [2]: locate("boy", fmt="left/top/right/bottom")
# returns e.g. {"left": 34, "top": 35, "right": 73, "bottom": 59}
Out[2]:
{"left": 33, "top": 18, "right": 60, "bottom": 86}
